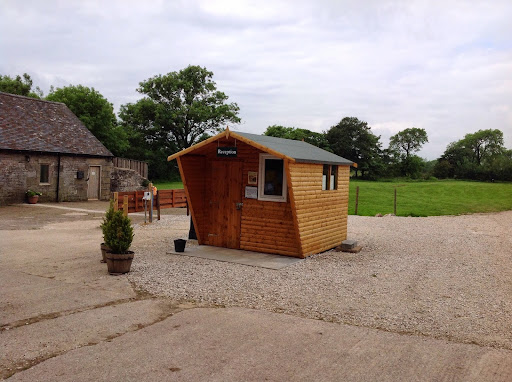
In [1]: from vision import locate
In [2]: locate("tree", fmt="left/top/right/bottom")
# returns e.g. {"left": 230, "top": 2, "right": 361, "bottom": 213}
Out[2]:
{"left": 388, "top": 127, "right": 428, "bottom": 177}
{"left": 121, "top": 65, "right": 240, "bottom": 150}
{"left": 435, "top": 129, "right": 508, "bottom": 180}
{"left": 264, "top": 125, "right": 331, "bottom": 151}
{"left": 389, "top": 127, "right": 428, "bottom": 160}
{"left": 325, "top": 117, "right": 382, "bottom": 178}
{"left": 46, "top": 85, "right": 128, "bottom": 156}
{"left": 119, "top": 65, "right": 240, "bottom": 179}
{"left": 0, "top": 73, "right": 42, "bottom": 98}
{"left": 457, "top": 129, "right": 504, "bottom": 165}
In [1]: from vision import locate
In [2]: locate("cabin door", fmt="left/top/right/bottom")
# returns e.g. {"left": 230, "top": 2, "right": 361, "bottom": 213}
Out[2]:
{"left": 207, "top": 161, "right": 242, "bottom": 249}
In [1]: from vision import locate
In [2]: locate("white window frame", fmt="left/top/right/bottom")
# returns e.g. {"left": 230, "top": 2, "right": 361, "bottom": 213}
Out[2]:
{"left": 258, "top": 153, "right": 287, "bottom": 202}
{"left": 322, "top": 164, "right": 338, "bottom": 191}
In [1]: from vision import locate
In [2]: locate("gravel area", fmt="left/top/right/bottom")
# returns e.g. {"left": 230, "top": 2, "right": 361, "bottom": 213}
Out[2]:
{"left": 128, "top": 211, "right": 512, "bottom": 350}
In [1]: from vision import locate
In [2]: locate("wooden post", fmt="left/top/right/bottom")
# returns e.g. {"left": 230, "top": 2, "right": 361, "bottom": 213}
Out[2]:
{"left": 156, "top": 190, "right": 161, "bottom": 221}
{"left": 172, "top": 189, "right": 175, "bottom": 208}
{"left": 394, "top": 188, "right": 397, "bottom": 215}
{"left": 113, "top": 192, "right": 119, "bottom": 211}
{"left": 148, "top": 182, "right": 153, "bottom": 223}
{"left": 355, "top": 186, "right": 359, "bottom": 215}
{"left": 123, "top": 195, "right": 128, "bottom": 217}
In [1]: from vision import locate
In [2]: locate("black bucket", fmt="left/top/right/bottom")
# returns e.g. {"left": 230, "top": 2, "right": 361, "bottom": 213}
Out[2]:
{"left": 174, "top": 239, "right": 186, "bottom": 252}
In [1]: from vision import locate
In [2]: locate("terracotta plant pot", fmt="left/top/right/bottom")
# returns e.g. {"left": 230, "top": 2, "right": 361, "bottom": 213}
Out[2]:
{"left": 105, "top": 251, "right": 134, "bottom": 274}
{"left": 27, "top": 195, "right": 39, "bottom": 204}
{"left": 100, "top": 243, "right": 110, "bottom": 263}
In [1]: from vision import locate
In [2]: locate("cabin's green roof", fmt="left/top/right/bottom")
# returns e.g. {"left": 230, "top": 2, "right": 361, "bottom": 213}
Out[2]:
{"left": 235, "top": 132, "right": 353, "bottom": 166}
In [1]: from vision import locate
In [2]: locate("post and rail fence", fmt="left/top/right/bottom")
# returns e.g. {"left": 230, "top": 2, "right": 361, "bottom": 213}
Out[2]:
{"left": 353, "top": 186, "right": 399, "bottom": 216}
{"left": 111, "top": 187, "right": 187, "bottom": 222}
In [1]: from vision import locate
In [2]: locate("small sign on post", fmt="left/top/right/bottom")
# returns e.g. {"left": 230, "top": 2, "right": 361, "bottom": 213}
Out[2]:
{"left": 142, "top": 191, "right": 151, "bottom": 224}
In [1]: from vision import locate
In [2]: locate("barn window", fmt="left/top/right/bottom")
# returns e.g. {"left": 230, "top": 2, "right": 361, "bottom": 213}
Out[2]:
{"left": 258, "top": 153, "right": 287, "bottom": 202}
{"left": 40, "top": 164, "right": 50, "bottom": 184}
{"left": 322, "top": 164, "right": 338, "bottom": 191}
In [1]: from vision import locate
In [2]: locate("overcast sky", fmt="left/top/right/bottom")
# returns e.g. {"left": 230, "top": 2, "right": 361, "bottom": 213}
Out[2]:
{"left": 1, "top": 0, "right": 511, "bottom": 159}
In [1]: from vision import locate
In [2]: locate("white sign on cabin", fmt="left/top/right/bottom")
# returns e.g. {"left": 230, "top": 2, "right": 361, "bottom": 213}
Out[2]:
{"left": 245, "top": 186, "right": 258, "bottom": 199}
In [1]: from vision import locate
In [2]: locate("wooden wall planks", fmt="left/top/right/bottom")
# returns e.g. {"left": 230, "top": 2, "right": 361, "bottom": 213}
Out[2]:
{"left": 289, "top": 163, "right": 351, "bottom": 256}
{"left": 179, "top": 138, "right": 300, "bottom": 257}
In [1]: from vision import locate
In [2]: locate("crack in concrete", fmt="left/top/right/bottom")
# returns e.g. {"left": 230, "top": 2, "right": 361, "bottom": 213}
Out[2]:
{"left": 1, "top": 297, "right": 199, "bottom": 380}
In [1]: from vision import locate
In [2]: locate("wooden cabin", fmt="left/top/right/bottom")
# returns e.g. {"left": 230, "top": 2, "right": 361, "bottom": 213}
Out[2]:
{"left": 167, "top": 128, "right": 354, "bottom": 258}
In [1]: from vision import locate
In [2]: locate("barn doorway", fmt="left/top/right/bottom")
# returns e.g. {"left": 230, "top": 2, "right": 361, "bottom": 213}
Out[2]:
{"left": 206, "top": 161, "right": 242, "bottom": 249}
{"left": 87, "top": 166, "right": 101, "bottom": 200}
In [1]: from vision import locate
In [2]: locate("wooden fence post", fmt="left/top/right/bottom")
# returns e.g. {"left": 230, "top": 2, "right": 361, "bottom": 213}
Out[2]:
{"left": 148, "top": 182, "right": 153, "bottom": 223}
{"left": 113, "top": 192, "right": 119, "bottom": 211}
{"left": 355, "top": 186, "right": 359, "bottom": 215}
{"left": 123, "top": 195, "right": 129, "bottom": 217}
{"left": 156, "top": 190, "right": 161, "bottom": 221}
{"left": 394, "top": 188, "right": 397, "bottom": 215}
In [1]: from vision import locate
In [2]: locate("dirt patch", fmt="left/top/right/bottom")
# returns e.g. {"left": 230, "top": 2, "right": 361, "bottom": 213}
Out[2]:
{"left": 0, "top": 201, "right": 188, "bottom": 230}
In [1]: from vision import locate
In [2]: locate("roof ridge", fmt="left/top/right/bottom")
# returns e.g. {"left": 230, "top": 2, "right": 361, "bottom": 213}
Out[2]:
{"left": 0, "top": 91, "right": 65, "bottom": 106}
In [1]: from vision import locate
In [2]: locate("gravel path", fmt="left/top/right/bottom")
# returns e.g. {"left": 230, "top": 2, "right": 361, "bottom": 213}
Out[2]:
{"left": 128, "top": 211, "right": 512, "bottom": 350}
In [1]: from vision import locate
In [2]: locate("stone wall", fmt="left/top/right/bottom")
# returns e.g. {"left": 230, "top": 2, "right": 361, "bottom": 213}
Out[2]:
{"left": 110, "top": 167, "right": 148, "bottom": 193}
{"left": 0, "top": 152, "right": 112, "bottom": 205}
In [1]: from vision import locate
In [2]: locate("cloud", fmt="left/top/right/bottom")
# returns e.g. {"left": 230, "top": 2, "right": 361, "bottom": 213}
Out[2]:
{"left": 1, "top": 0, "right": 511, "bottom": 158}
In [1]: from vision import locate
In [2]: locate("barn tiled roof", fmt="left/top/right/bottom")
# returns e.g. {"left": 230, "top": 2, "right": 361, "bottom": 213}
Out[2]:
{"left": 0, "top": 92, "right": 113, "bottom": 157}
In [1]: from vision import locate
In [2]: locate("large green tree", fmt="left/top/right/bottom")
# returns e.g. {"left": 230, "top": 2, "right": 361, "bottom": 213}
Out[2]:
{"left": 389, "top": 127, "right": 428, "bottom": 159}
{"left": 388, "top": 127, "right": 428, "bottom": 177}
{"left": 0, "top": 73, "right": 42, "bottom": 98}
{"left": 325, "top": 117, "right": 382, "bottom": 177}
{"left": 435, "top": 129, "right": 507, "bottom": 180}
{"left": 264, "top": 125, "right": 331, "bottom": 151}
{"left": 46, "top": 85, "right": 128, "bottom": 156}
{"left": 119, "top": 65, "right": 240, "bottom": 179}
{"left": 457, "top": 129, "right": 504, "bottom": 165}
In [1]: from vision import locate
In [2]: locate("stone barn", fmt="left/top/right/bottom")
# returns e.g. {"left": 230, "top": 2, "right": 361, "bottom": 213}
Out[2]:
{"left": 0, "top": 92, "right": 114, "bottom": 204}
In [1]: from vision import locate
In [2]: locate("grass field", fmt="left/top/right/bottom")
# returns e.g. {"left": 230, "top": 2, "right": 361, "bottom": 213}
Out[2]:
{"left": 153, "top": 181, "right": 184, "bottom": 190}
{"left": 349, "top": 180, "right": 512, "bottom": 216}
{"left": 155, "top": 179, "right": 512, "bottom": 217}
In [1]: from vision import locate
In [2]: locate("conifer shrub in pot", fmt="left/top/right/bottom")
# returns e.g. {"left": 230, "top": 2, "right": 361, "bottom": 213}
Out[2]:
{"left": 99, "top": 201, "right": 115, "bottom": 263}
{"left": 104, "top": 210, "right": 135, "bottom": 274}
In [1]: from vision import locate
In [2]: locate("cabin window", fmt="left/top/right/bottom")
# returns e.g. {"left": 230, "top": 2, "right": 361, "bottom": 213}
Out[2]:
{"left": 40, "top": 164, "right": 50, "bottom": 184}
{"left": 258, "top": 153, "right": 287, "bottom": 202}
{"left": 322, "top": 164, "right": 338, "bottom": 190}
{"left": 330, "top": 165, "right": 338, "bottom": 190}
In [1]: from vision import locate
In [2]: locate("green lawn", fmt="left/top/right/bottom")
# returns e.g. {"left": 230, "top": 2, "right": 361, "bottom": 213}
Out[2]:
{"left": 155, "top": 179, "right": 512, "bottom": 217}
{"left": 153, "top": 181, "right": 184, "bottom": 190}
{"left": 349, "top": 180, "right": 512, "bottom": 216}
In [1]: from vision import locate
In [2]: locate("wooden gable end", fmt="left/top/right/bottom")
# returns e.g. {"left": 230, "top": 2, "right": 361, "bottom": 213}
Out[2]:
{"left": 288, "top": 163, "right": 351, "bottom": 256}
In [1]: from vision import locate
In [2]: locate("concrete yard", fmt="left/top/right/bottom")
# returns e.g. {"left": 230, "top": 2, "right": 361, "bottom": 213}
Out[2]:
{"left": 1, "top": 201, "right": 511, "bottom": 381}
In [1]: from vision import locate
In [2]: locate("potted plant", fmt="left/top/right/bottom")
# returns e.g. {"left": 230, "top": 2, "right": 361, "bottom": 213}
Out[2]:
{"left": 26, "top": 190, "right": 42, "bottom": 204}
{"left": 99, "top": 201, "right": 115, "bottom": 263}
{"left": 103, "top": 210, "right": 135, "bottom": 274}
